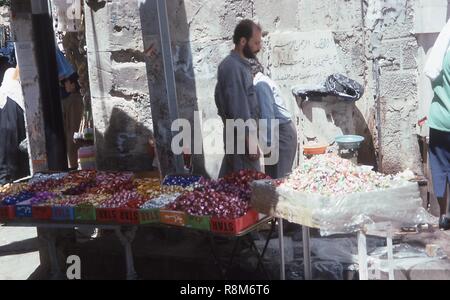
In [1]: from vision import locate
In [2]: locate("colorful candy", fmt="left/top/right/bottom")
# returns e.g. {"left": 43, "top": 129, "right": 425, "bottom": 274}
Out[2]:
{"left": 167, "top": 190, "right": 249, "bottom": 219}
{"left": 29, "top": 173, "right": 68, "bottom": 184}
{"left": 2, "top": 191, "right": 35, "bottom": 205}
{"left": 140, "top": 193, "right": 180, "bottom": 209}
{"left": 99, "top": 190, "right": 146, "bottom": 209}
{"left": 0, "top": 183, "right": 28, "bottom": 195}
{"left": 134, "top": 178, "right": 162, "bottom": 198}
{"left": 163, "top": 175, "right": 202, "bottom": 188}
{"left": 283, "top": 154, "right": 415, "bottom": 196}
{"left": 88, "top": 172, "right": 135, "bottom": 195}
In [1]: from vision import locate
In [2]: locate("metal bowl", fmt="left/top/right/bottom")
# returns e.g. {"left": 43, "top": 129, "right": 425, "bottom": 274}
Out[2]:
{"left": 335, "top": 135, "right": 365, "bottom": 150}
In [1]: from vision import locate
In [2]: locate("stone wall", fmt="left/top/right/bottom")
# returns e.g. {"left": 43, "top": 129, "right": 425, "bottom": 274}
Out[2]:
{"left": 85, "top": 1, "right": 154, "bottom": 171}
{"left": 365, "top": 0, "right": 422, "bottom": 175}
{"left": 85, "top": 0, "right": 429, "bottom": 177}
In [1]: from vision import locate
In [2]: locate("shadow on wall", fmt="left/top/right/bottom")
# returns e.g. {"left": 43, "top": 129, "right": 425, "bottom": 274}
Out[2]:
{"left": 353, "top": 105, "right": 377, "bottom": 168}
{"left": 138, "top": 0, "right": 207, "bottom": 177}
{"left": 95, "top": 107, "right": 155, "bottom": 172}
{"left": 301, "top": 98, "right": 377, "bottom": 167}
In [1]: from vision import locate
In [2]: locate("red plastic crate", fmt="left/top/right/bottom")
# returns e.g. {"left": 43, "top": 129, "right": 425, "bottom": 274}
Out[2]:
{"left": 96, "top": 208, "right": 119, "bottom": 223}
{"left": 0, "top": 206, "right": 15, "bottom": 221}
{"left": 116, "top": 208, "right": 139, "bottom": 225}
{"left": 210, "top": 210, "right": 259, "bottom": 235}
{"left": 32, "top": 206, "right": 52, "bottom": 221}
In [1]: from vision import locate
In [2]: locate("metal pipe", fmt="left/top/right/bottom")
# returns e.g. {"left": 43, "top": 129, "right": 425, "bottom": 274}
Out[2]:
{"left": 358, "top": 231, "right": 369, "bottom": 280}
{"left": 302, "top": 226, "right": 312, "bottom": 280}
{"left": 278, "top": 218, "right": 285, "bottom": 280}
{"left": 374, "top": 59, "right": 383, "bottom": 172}
{"left": 156, "top": 0, "right": 185, "bottom": 174}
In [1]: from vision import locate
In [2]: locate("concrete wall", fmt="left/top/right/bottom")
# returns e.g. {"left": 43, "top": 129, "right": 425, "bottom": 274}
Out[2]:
{"left": 85, "top": 0, "right": 432, "bottom": 177}
{"left": 11, "top": 0, "right": 49, "bottom": 173}
{"left": 85, "top": 1, "right": 154, "bottom": 171}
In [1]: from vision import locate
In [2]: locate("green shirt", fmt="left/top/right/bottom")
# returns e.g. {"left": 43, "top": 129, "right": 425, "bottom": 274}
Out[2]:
{"left": 429, "top": 51, "right": 450, "bottom": 132}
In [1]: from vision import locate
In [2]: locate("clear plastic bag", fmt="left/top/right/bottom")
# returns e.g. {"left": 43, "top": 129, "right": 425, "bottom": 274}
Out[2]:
{"left": 252, "top": 181, "right": 437, "bottom": 236}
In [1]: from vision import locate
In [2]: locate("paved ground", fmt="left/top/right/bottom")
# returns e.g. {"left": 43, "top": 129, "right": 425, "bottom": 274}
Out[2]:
{"left": 2, "top": 225, "right": 450, "bottom": 280}
{"left": 0, "top": 227, "right": 40, "bottom": 280}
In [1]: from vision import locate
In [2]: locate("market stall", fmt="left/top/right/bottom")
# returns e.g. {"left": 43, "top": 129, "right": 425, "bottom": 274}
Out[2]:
{"left": 0, "top": 170, "right": 275, "bottom": 279}
{"left": 251, "top": 154, "right": 436, "bottom": 280}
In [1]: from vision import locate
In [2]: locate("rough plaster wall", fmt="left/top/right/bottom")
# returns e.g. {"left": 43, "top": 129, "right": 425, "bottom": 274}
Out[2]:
{"left": 85, "top": 0, "right": 422, "bottom": 176}
{"left": 170, "top": 0, "right": 254, "bottom": 178}
{"left": 181, "top": 0, "right": 377, "bottom": 176}
{"left": 180, "top": 0, "right": 421, "bottom": 175}
{"left": 11, "top": 4, "right": 48, "bottom": 173}
{"left": 365, "top": 0, "right": 422, "bottom": 175}
{"left": 84, "top": 1, "right": 154, "bottom": 171}
{"left": 257, "top": 0, "right": 376, "bottom": 167}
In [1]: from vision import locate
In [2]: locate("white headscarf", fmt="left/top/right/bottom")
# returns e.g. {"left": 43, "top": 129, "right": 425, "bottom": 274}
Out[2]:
{"left": 0, "top": 68, "right": 25, "bottom": 110}
{"left": 424, "top": 20, "right": 450, "bottom": 81}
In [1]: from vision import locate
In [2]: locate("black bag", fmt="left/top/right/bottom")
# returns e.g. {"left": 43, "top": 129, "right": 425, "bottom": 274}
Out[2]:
{"left": 325, "top": 74, "right": 364, "bottom": 101}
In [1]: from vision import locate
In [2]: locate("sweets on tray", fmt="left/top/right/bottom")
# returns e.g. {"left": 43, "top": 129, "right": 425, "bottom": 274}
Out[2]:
{"left": 283, "top": 154, "right": 415, "bottom": 196}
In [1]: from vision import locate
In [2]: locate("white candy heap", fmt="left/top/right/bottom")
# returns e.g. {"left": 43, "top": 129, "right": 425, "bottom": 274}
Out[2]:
{"left": 284, "top": 154, "right": 415, "bottom": 197}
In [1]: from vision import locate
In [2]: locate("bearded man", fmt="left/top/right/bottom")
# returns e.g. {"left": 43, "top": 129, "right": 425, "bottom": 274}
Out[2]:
{"left": 215, "top": 19, "right": 263, "bottom": 177}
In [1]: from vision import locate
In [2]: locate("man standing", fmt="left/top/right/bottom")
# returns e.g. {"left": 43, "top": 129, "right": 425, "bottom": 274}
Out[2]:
{"left": 215, "top": 19, "right": 263, "bottom": 177}
{"left": 61, "top": 72, "right": 84, "bottom": 170}
{"left": 249, "top": 59, "right": 298, "bottom": 179}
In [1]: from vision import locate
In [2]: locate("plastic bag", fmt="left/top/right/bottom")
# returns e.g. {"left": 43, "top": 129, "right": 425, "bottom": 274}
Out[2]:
{"left": 325, "top": 74, "right": 364, "bottom": 102}
{"left": 252, "top": 180, "right": 436, "bottom": 236}
{"left": 56, "top": 49, "right": 75, "bottom": 81}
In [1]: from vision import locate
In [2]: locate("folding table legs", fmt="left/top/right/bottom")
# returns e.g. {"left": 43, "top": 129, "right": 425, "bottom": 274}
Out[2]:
{"left": 278, "top": 218, "right": 285, "bottom": 280}
{"left": 357, "top": 231, "right": 369, "bottom": 280}
{"left": 115, "top": 226, "right": 138, "bottom": 280}
{"left": 279, "top": 221, "right": 313, "bottom": 280}
{"left": 303, "top": 226, "right": 312, "bottom": 280}
{"left": 39, "top": 228, "right": 65, "bottom": 280}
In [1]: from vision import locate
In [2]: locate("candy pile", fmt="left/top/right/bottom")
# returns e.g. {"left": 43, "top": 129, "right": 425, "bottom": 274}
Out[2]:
{"left": 167, "top": 170, "right": 268, "bottom": 218}
{"left": 88, "top": 172, "right": 134, "bottom": 194}
{"left": 163, "top": 175, "right": 202, "bottom": 188}
{"left": 0, "top": 183, "right": 28, "bottom": 195}
{"left": 16, "top": 192, "right": 57, "bottom": 207}
{"left": 29, "top": 173, "right": 68, "bottom": 184}
{"left": 283, "top": 154, "right": 415, "bottom": 196}
{"left": 78, "top": 194, "right": 110, "bottom": 207}
{"left": 134, "top": 178, "right": 162, "bottom": 198}
{"left": 141, "top": 193, "right": 181, "bottom": 209}
{"left": 98, "top": 190, "right": 146, "bottom": 209}
{"left": 2, "top": 191, "right": 35, "bottom": 205}
{"left": 29, "top": 192, "right": 57, "bottom": 204}
{"left": 0, "top": 169, "right": 267, "bottom": 222}
{"left": 62, "top": 181, "right": 96, "bottom": 196}
{"left": 223, "top": 170, "right": 271, "bottom": 201}
{"left": 40, "top": 195, "right": 88, "bottom": 207}
{"left": 167, "top": 190, "right": 249, "bottom": 219}
{"left": 29, "top": 178, "right": 65, "bottom": 193}
{"left": 162, "top": 185, "right": 191, "bottom": 194}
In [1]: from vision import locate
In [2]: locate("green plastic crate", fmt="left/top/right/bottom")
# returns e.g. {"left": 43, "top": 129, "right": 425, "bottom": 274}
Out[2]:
{"left": 186, "top": 215, "right": 211, "bottom": 231}
{"left": 75, "top": 204, "right": 96, "bottom": 222}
